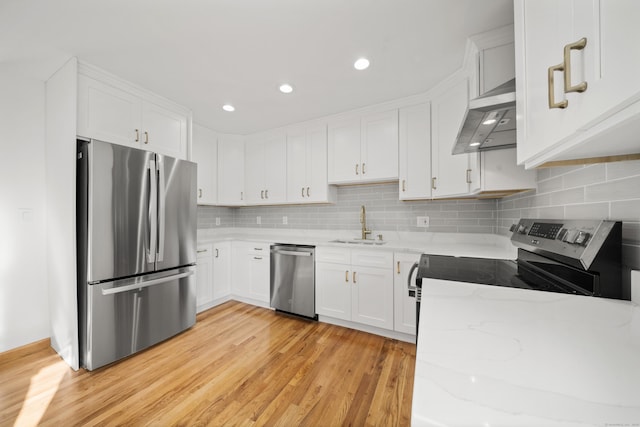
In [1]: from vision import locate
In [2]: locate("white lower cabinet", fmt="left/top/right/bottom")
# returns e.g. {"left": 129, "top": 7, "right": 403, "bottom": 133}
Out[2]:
{"left": 315, "top": 247, "right": 394, "bottom": 330}
{"left": 231, "top": 241, "right": 270, "bottom": 304}
{"left": 393, "top": 253, "right": 419, "bottom": 335}
{"left": 212, "top": 242, "right": 231, "bottom": 300}
{"left": 196, "top": 244, "right": 214, "bottom": 312}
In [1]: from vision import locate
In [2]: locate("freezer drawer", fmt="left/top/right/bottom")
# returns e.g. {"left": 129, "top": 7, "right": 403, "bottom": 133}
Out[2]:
{"left": 270, "top": 245, "right": 316, "bottom": 319}
{"left": 81, "top": 266, "right": 196, "bottom": 370}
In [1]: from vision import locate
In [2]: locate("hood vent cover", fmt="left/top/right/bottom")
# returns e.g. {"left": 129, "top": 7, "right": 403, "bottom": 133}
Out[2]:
{"left": 452, "top": 78, "right": 516, "bottom": 155}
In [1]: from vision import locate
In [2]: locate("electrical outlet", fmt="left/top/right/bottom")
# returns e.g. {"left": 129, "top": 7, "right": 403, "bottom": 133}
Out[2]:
{"left": 282, "top": 216, "right": 288, "bottom": 225}
{"left": 257, "top": 216, "right": 261, "bottom": 225}
{"left": 416, "top": 216, "right": 430, "bottom": 228}
{"left": 215, "top": 217, "right": 220, "bottom": 226}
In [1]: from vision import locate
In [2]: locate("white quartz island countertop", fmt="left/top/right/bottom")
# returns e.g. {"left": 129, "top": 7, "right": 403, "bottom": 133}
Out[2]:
{"left": 412, "top": 279, "right": 640, "bottom": 427}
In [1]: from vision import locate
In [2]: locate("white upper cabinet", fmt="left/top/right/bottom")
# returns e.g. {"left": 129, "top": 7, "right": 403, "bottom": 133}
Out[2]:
{"left": 245, "top": 132, "right": 287, "bottom": 204}
{"left": 217, "top": 135, "right": 245, "bottom": 206}
{"left": 286, "top": 124, "right": 335, "bottom": 203}
{"left": 399, "top": 103, "right": 432, "bottom": 200}
{"left": 328, "top": 109, "right": 398, "bottom": 184}
{"left": 192, "top": 124, "right": 217, "bottom": 205}
{"left": 431, "top": 77, "right": 479, "bottom": 198}
{"left": 515, "top": 0, "right": 640, "bottom": 167}
{"left": 77, "top": 69, "right": 189, "bottom": 159}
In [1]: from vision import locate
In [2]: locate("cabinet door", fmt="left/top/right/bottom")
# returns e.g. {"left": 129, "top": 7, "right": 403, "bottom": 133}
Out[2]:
{"left": 361, "top": 110, "right": 399, "bottom": 182}
{"left": 515, "top": 0, "right": 576, "bottom": 164}
{"left": 315, "top": 262, "right": 351, "bottom": 321}
{"left": 431, "top": 78, "right": 476, "bottom": 198}
{"left": 393, "top": 253, "right": 419, "bottom": 335}
{"left": 196, "top": 246, "right": 214, "bottom": 312}
{"left": 328, "top": 117, "right": 361, "bottom": 183}
{"left": 212, "top": 242, "right": 231, "bottom": 299}
{"left": 231, "top": 242, "right": 250, "bottom": 297}
{"left": 351, "top": 266, "right": 394, "bottom": 330}
{"left": 286, "top": 128, "right": 307, "bottom": 203}
{"left": 217, "top": 136, "right": 245, "bottom": 205}
{"left": 263, "top": 134, "right": 287, "bottom": 203}
{"left": 248, "top": 252, "right": 270, "bottom": 303}
{"left": 77, "top": 75, "right": 141, "bottom": 147}
{"left": 399, "top": 103, "right": 432, "bottom": 200}
{"left": 244, "top": 139, "right": 265, "bottom": 204}
{"left": 306, "top": 125, "right": 329, "bottom": 202}
{"left": 141, "top": 100, "right": 188, "bottom": 159}
{"left": 192, "top": 124, "right": 217, "bottom": 205}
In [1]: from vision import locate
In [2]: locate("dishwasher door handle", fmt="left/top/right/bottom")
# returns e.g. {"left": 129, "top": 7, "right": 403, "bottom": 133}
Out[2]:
{"left": 273, "top": 250, "right": 313, "bottom": 257}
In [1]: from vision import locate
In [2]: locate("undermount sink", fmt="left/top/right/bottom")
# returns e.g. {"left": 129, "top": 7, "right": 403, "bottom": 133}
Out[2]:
{"left": 330, "top": 238, "right": 387, "bottom": 246}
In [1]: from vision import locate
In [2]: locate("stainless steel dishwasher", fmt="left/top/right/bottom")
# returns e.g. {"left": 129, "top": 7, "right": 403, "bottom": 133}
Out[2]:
{"left": 270, "top": 244, "right": 316, "bottom": 319}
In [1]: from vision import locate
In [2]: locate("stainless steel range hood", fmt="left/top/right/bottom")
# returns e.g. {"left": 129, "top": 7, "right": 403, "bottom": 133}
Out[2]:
{"left": 452, "top": 78, "right": 516, "bottom": 155}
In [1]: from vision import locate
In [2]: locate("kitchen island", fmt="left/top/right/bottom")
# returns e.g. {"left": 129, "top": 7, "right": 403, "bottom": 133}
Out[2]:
{"left": 412, "top": 279, "right": 640, "bottom": 426}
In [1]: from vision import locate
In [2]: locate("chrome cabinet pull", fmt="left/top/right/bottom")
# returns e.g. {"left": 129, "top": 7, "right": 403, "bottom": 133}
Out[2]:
{"left": 352, "top": 271, "right": 356, "bottom": 283}
{"left": 345, "top": 270, "right": 349, "bottom": 282}
{"left": 431, "top": 177, "right": 437, "bottom": 190}
{"left": 355, "top": 164, "right": 359, "bottom": 175}
{"left": 564, "top": 37, "right": 588, "bottom": 94}
{"left": 548, "top": 63, "right": 569, "bottom": 109}
{"left": 397, "top": 261, "right": 400, "bottom": 274}
{"left": 306, "top": 187, "right": 310, "bottom": 197}
{"left": 135, "top": 129, "right": 140, "bottom": 142}
{"left": 144, "top": 131, "right": 149, "bottom": 144}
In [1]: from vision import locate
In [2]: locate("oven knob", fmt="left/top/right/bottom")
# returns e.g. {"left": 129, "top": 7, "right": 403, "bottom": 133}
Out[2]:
{"left": 557, "top": 228, "right": 568, "bottom": 241}
{"left": 575, "top": 231, "right": 590, "bottom": 246}
{"left": 563, "top": 229, "right": 579, "bottom": 244}
{"left": 517, "top": 224, "right": 527, "bottom": 234}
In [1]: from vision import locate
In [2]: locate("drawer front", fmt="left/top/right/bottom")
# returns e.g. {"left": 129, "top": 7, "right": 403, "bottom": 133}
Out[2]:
{"left": 196, "top": 244, "right": 213, "bottom": 259}
{"left": 351, "top": 250, "right": 393, "bottom": 268}
{"left": 316, "top": 246, "right": 351, "bottom": 264}
{"left": 246, "top": 242, "right": 271, "bottom": 255}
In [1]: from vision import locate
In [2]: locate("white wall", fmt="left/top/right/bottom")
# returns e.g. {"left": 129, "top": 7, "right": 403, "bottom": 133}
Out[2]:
{"left": 0, "top": 68, "right": 49, "bottom": 352}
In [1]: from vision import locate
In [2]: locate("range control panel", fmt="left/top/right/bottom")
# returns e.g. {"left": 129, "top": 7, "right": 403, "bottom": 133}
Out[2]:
{"left": 512, "top": 221, "right": 593, "bottom": 247}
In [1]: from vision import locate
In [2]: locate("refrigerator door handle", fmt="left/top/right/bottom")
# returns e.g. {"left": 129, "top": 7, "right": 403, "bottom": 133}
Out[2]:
{"left": 157, "top": 157, "right": 166, "bottom": 262}
{"left": 147, "top": 159, "right": 158, "bottom": 263}
{"left": 101, "top": 270, "right": 194, "bottom": 295}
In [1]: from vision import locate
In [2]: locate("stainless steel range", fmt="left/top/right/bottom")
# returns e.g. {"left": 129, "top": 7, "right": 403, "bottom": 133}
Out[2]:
{"left": 412, "top": 219, "right": 624, "bottom": 333}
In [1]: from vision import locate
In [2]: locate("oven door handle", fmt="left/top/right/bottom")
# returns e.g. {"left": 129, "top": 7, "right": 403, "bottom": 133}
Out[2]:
{"left": 407, "top": 262, "right": 419, "bottom": 292}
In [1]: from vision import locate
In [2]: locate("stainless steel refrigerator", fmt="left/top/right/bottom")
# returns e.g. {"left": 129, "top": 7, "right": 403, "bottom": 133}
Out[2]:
{"left": 77, "top": 139, "right": 197, "bottom": 370}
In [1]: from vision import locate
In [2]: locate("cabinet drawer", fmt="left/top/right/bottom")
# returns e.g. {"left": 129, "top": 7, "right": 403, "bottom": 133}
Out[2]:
{"left": 247, "top": 242, "right": 270, "bottom": 255}
{"left": 197, "top": 244, "right": 213, "bottom": 259}
{"left": 316, "top": 246, "right": 351, "bottom": 264}
{"left": 351, "top": 250, "right": 393, "bottom": 268}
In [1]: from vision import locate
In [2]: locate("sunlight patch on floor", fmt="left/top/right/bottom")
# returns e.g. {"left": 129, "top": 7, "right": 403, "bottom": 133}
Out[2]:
{"left": 13, "top": 359, "right": 68, "bottom": 427}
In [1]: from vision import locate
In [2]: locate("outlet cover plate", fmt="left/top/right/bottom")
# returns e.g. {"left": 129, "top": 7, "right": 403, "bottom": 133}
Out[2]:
{"left": 417, "top": 216, "right": 430, "bottom": 228}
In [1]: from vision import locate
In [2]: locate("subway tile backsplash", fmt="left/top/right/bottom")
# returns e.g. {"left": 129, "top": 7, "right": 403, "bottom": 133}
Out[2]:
{"left": 198, "top": 183, "right": 497, "bottom": 233}
{"left": 198, "top": 159, "right": 640, "bottom": 255}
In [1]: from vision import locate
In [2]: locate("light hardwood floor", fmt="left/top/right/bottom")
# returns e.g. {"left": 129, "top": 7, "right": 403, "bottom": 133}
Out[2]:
{"left": 1, "top": 301, "right": 416, "bottom": 426}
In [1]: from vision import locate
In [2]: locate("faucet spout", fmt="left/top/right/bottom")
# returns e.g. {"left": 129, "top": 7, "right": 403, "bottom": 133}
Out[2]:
{"left": 360, "top": 205, "right": 372, "bottom": 240}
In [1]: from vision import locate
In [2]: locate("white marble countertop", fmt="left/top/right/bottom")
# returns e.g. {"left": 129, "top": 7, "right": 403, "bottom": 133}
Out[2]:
{"left": 197, "top": 228, "right": 518, "bottom": 260}
{"left": 412, "top": 279, "right": 640, "bottom": 427}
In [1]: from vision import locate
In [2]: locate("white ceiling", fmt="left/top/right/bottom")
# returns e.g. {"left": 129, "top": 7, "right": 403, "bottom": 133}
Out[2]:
{"left": 0, "top": 0, "right": 514, "bottom": 135}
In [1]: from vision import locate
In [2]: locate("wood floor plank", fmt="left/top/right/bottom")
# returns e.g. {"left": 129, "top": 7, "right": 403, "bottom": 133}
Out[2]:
{"left": 0, "top": 301, "right": 415, "bottom": 426}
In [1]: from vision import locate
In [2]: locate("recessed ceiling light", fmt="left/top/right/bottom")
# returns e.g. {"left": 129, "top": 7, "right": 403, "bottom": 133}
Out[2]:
{"left": 469, "top": 142, "right": 481, "bottom": 147}
{"left": 482, "top": 118, "right": 497, "bottom": 125}
{"left": 279, "top": 84, "right": 293, "bottom": 94}
{"left": 354, "top": 58, "right": 370, "bottom": 70}
{"left": 482, "top": 112, "right": 499, "bottom": 125}
{"left": 222, "top": 104, "right": 235, "bottom": 112}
